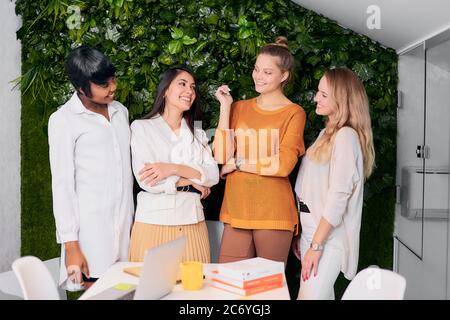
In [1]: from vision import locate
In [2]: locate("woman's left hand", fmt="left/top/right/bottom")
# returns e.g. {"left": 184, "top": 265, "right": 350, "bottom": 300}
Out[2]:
{"left": 301, "top": 249, "right": 323, "bottom": 282}
{"left": 192, "top": 184, "right": 211, "bottom": 199}
{"left": 220, "top": 163, "right": 236, "bottom": 179}
{"left": 139, "top": 163, "right": 174, "bottom": 186}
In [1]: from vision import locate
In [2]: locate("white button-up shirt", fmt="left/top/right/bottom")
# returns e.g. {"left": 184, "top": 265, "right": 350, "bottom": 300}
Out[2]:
{"left": 131, "top": 116, "right": 219, "bottom": 225}
{"left": 48, "top": 93, "right": 134, "bottom": 286}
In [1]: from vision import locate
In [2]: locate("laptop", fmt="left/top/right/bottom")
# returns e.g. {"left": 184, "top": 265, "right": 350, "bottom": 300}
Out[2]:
{"left": 133, "top": 235, "right": 186, "bottom": 300}
{"left": 87, "top": 235, "right": 187, "bottom": 300}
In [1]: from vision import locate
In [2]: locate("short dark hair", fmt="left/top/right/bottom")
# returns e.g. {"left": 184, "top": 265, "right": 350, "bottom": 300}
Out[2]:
{"left": 64, "top": 46, "right": 116, "bottom": 97}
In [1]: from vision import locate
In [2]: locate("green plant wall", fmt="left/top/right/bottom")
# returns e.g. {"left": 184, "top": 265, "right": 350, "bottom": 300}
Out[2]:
{"left": 16, "top": 0, "right": 397, "bottom": 299}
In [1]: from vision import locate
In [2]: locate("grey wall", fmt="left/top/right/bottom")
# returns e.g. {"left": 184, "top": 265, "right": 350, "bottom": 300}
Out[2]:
{"left": 0, "top": 0, "right": 21, "bottom": 272}
{"left": 292, "top": 0, "right": 450, "bottom": 53}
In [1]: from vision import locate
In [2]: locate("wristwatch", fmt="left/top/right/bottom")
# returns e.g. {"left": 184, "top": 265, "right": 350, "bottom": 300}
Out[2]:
{"left": 310, "top": 243, "right": 324, "bottom": 252}
{"left": 235, "top": 158, "right": 243, "bottom": 171}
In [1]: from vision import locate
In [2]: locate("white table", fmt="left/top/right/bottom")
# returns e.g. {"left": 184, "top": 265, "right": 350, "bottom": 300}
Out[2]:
{"left": 79, "top": 262, "right": 290, "bottom": 300}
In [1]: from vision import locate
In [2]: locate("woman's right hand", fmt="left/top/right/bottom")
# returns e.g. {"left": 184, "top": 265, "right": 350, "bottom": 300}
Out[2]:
{"left": 65, "top": 241, "right": 90, "bottom": 282}
{"left": 176, "top": 177, "right": 192, "bottom": 187}
{"left": 214, "top": 85, "right": 233, "bottom": 110}
{"left": 291, "top": 236, "right": 301, "bottom": 261}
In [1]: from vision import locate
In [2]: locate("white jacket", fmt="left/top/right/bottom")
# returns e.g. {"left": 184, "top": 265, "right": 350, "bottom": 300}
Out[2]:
{"left": 131, "top": 116, "right": 219, "bottom": 225}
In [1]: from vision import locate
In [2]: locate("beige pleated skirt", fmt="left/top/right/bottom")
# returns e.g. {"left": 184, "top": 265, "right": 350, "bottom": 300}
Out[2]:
{"left": 128, "top": 221, "right": 211, "bottom": 263}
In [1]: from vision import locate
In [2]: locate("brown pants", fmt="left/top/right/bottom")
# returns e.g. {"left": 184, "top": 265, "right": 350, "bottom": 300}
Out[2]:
{"left": 218, "top": 223, "right": 293, "bottom": 267}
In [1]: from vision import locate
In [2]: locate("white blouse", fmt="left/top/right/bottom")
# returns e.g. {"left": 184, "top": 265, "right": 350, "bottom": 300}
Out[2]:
{"left": 48, "top": 93, "right": 134, "bottom": 287}
{"left": 295, "top": 127, "right": 364, "bottom": 280}
{"left": 131, "top": 116, "right": 219, "bottom": 225}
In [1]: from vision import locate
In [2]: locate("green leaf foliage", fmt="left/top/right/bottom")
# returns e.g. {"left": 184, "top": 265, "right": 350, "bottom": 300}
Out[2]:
{"left": 16, "top": 0, "right": 397, "bottom": 299}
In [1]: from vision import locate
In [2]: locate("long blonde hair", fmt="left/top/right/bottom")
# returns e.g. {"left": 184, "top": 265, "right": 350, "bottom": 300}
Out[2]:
{"left": 307, "top": 68, "right": 375, "bottom": 178}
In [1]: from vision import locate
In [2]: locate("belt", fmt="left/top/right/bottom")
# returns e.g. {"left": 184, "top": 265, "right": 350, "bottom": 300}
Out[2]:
{"left": 176, "top": 185, "right": 202, "bottom": 195}
{"left": 298, "top": 201, "right": 310, "bottom": 213}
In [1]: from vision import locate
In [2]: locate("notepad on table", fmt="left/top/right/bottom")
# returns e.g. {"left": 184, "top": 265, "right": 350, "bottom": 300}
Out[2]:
{"left": 123, "top": 266, "right": 184, "bottom": 283}
{"left": 123, "top": 266, "right": 142, "bottom": 277}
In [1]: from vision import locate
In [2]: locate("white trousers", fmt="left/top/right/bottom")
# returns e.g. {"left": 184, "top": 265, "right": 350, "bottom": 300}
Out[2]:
{"left": 297, "top": 211, "right": 343, "bottom": 300}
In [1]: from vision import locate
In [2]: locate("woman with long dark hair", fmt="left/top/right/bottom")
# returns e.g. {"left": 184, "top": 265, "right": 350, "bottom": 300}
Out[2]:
{"left": 128, "top": 66, "right": 219, "bottom": 263}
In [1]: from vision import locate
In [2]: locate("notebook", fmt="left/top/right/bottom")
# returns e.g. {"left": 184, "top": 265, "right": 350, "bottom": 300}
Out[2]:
{"left": 123, "top": 266, "right": 141, "bottom": 277}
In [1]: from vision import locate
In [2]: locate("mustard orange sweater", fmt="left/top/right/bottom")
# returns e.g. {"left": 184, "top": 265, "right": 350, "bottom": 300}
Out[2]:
{"left": 214, "top": 98, "right": 306, "bottom": 234}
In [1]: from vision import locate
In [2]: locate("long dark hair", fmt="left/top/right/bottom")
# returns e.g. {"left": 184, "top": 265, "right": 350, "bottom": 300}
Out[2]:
{"left": 143, "top": 65, "right": 202, "bottom": 139}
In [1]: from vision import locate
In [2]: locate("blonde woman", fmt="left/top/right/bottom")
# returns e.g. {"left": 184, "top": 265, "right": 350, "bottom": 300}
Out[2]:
{"left": 293, "top": 68, "right": 375, "bottom": 300}
{"left": 213, "top": 37, "right": 306, "bottom": 267}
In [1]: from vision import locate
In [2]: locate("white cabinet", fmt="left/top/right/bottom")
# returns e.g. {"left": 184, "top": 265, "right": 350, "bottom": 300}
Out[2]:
{"left": 395, "top": 30, "right": 450, "bottom": 299}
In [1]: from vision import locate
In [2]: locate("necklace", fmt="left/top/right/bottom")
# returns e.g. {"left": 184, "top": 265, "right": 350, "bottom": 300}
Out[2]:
{"left": 256, "top": 96, "right": 292, "bottom": 110}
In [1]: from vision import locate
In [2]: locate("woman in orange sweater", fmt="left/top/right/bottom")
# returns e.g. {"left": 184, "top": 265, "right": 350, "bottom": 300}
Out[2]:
{"left": 213, "top": 37, "right": 306, "bottom": 266}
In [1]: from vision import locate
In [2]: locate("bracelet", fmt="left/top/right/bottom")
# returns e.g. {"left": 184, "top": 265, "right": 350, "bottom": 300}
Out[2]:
{"left": 235, "top": 158, "right": 243, "bottom": 171}
{"left": 310, "top": 243, "right": 324, "bottom": 252}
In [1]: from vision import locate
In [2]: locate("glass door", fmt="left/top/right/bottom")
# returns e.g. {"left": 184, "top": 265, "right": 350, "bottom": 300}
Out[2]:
{"left": 396, "top": 43, "right": 426, "bottom": 259}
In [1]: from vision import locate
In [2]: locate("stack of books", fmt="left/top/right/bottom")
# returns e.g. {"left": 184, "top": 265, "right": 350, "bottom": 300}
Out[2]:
{"left": 211, "top": 257, "right": 284, "bottom": 296}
